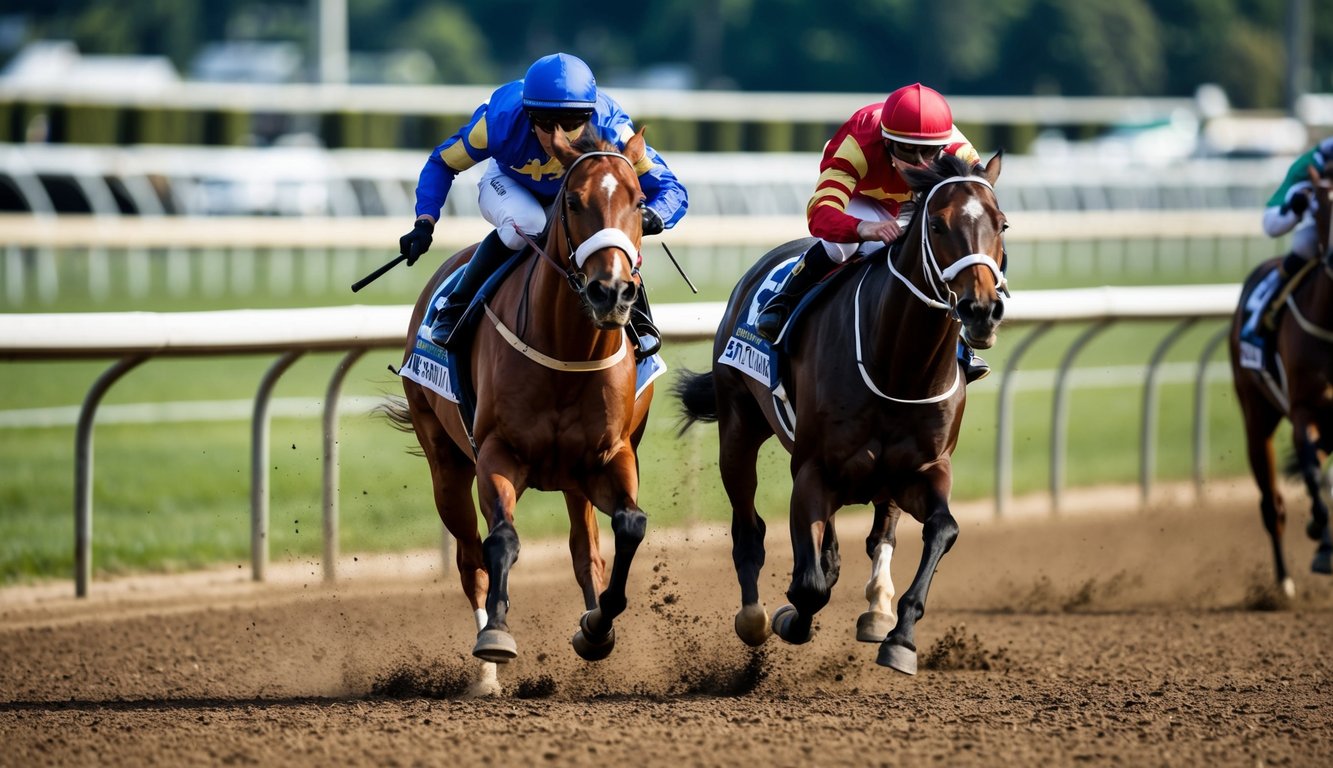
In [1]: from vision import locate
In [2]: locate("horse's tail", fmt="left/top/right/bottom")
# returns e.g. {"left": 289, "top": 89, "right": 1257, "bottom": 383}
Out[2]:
{"left": 671, "top": 368, "right": 718, "bottom": 436}
{"left": 375, "top": 395, "right": 427, "bottom": 456}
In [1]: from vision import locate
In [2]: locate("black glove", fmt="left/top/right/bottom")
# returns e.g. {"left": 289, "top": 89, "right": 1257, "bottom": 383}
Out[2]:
{"left": 641, "top": 205, "right": 664, "bottom": 236}
{"left": 1282, "top": 188, "right": 1310, "bottom": 218}
{"left": 399, "top": 218, "right": 434, "bottom": 266}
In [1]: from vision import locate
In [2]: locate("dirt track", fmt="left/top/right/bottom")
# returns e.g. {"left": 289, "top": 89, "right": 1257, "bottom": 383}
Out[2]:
{"left": 3, "top": 481, "right": 1332, "bottom": 767}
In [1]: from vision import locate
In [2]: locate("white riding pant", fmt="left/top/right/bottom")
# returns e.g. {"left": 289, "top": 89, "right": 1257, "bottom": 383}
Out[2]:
{"left": 819, "top": 197, "right": 912, "bottom": 263}
{"left": 478, "top": 161, "right": 548, "bottom": 250}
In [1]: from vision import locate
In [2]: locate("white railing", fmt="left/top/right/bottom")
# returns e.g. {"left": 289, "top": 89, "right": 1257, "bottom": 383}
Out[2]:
{"left": 0, "top": 286, "right": 1242, "bottom": 597}
{"left": 0, "top": 211, "right": 1283, "bottom": 307}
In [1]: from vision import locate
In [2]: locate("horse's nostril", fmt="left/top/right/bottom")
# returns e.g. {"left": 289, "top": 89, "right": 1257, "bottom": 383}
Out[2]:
{"left": 586, "top": 282, "right": 610, "bottom": 305}
{"left": 991, "top": 301, "right": 1005, "bottom": 322}
{"left": 956, "top": 299, "right": 976, "bottom": 321}
{"left": 621, "top": 282, "right": 638, "bottom": 304}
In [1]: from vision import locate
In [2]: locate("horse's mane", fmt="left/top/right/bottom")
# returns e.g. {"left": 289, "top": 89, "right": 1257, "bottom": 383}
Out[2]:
{"left": 569, "top": 126, "right": 616, "bottom": 155}
{"left": 901, "top": 153, "right": 977, "bottom": 196}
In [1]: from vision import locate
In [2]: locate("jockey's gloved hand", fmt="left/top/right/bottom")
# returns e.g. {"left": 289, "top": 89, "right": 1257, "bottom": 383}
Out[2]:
{"left": 641, "top": 206, "right": 664, "bottom": 236}
{"left": 1282, "top": 187, "right": 1310, "bottom": 218}
{"left": 399, "top": 218, "right": 434, "bottom": 266}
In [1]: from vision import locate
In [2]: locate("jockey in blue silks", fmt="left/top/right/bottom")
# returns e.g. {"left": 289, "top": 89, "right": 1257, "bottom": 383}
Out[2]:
{"left": 398, "top": 52, "right": 689, "bottom": 352}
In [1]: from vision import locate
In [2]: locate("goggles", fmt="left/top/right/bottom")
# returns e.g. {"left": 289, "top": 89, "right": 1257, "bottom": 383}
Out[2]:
{"left": 887, "top": 141, "right": 945, "bottom": 165}
{"left": 528, "top": 109, "right": 593, "bottom": 132}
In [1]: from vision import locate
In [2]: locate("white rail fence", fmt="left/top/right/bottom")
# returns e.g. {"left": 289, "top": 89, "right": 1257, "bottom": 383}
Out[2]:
{"left": 0, "top": 211, "right": 1284, "bottom": 307}
{"left": 0, "top": 285, "right": 1241, "bottom": 597}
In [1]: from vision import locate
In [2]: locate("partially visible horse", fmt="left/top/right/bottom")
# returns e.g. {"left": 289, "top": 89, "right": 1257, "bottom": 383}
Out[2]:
{"left": 1229, "top": 159, "right": 1333, "bottom": 597}
{"left": 388, "top": 128, "right": 656, "bottom": 695}
{"left": 674, "top": 153, "right": 1007, "bottom": 674}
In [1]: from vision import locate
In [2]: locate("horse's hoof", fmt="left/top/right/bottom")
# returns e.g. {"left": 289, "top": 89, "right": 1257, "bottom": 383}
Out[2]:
{"left": 734, "top": 604, "right": 771, "bottom": 647}
{"left": 771, "top": 604, "right": 814, "bottom": 645}
{"left": 472, "top": 629, "right": 518, "bottom": 664}
{"left": 571, "top": 610, "right": 616, "bottom": 661}
{"left": 856, "top": 610, "right": 895, "bottom": 643}
{"left": 1312, "top": 549, "right": 1332, "bottom": 575}
{"left": 876, "top": 641, "right": 918, "bottom": 675}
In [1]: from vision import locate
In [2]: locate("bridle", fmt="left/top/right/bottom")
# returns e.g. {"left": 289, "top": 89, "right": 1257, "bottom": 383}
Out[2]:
{"left": 854, "top": 173, "right": 1005, "bottom": 404}
{"left": 885, "top": 175, "right": 1006, "bottom": 313}
{"left": 517, "top": 150, "right": 643, "bottom": 301}
{"left": 496, "top": 149, "right": 642, "bottom": 371}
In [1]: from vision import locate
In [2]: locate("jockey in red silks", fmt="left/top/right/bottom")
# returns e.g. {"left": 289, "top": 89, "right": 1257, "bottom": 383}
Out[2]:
{"left": 754, "top": 83, "right": 995, "bottom": 382}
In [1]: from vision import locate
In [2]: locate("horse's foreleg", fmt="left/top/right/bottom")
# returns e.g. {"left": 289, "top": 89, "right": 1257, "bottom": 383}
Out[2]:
{"left": 718, "top": 407, "right": 770, "bottom": 647}
{"left": 878, "top": 484, "right": 958, "bottom": 675}
{"left": 1291, "top": 417, "right": 1332, "bottom": 574}
{"left": 1243, "top": 401, "right": 1293, "bottom": 595}
{"left": 564, "top": 492, "right": 605, "bottom": 611}
{"left": 772, "top": 460, "right": 834, "bottom": 646}
{"left": 858, "top": 502, "right": 902, "bottom": 643}
{"left": 407, "top": 393, "right": 499, "bottom": 695}
{"left": 573, "top": 450, "right": 645, "bottom": 661}
{"left": 473, "top": 443, "right": 525, "bottom": 664}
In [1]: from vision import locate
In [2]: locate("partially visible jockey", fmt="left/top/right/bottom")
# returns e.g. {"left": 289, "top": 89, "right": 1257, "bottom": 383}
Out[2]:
{"left": 399, "top": 52, "right": 688, "bottom": 356}
{"left": 754, "top": 82, "right": 995, "bottom": 383}
{"left": 1242, "top": 136, "right": 1333, "bottom": 347}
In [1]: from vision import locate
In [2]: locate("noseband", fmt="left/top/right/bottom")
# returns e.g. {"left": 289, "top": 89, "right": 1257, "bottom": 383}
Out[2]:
{"left": 887, "top": 175, "right": 1006, "bottom": 312}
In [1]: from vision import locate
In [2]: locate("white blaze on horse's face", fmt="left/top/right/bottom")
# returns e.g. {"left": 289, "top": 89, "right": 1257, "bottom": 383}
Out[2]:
{"left": 600, "top": 172, "right": 618, "bottom": 204}
{"left": 960, "top": 195, "right": 985, "bottom": 222}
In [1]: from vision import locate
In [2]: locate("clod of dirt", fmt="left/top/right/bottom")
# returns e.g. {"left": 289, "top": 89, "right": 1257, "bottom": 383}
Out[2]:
{"left": 514, "top": 675, "right": 558, "bottom": 699}
{"left": 371, "top": 662, "right": 471, "bottom": 698}
{"left": 921, "top": 624, "right": 1007, "bottom": 671}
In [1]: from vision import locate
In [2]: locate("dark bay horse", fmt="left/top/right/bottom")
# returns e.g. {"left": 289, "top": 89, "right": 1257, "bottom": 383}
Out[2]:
{"left": 1229, "top": 159, "right": 1333, "bottom": 598}
{"left": 392, "top": 129, "right": 655, "bottom": 695}
{"left": 674, "top": 153, "right": 1006, "bottom": 674}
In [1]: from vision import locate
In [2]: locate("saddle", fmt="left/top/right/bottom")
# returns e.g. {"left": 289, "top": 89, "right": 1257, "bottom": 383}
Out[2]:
{"left": 717, "top": 249, "right": 866, "bottom": 437}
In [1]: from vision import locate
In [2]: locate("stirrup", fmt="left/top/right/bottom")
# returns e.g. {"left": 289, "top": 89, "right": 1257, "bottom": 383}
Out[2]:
{"left": 429, "top": 305, "right": 466, "bottom": 348}
{"left": 755, "top": 302, "right": 790, "bottom": 342}
{"left": 964, "top": 354, "right": 990, "bottom": 384}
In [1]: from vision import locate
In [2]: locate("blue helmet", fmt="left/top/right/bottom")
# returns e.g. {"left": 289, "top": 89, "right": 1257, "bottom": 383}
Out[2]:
{"left": 522, "top": 53, "right": 597, "bottom": 110}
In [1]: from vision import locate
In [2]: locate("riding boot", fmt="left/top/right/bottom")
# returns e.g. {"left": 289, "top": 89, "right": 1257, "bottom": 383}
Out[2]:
{"left": 958, "top": 339, "right": 990, "bottom": 384}
{"left": 628, "top": 285, "right": 662, "bottom": 361}
{"left": 755, "top": 241, "right": 838, "bottom": 342}
{"left": 430, "top": 229, "right": 519, "bottom": 349}
{"left": 1259, "top": 251, "right": 1312, "bottom": 336}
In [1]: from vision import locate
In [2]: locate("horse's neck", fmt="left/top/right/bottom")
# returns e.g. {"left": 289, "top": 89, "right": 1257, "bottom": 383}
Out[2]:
{"left": 520, "top": 249, "right": 624, "bottom": 361}
{"left": 860, "top": 246, "right": 959, "bottom": 389}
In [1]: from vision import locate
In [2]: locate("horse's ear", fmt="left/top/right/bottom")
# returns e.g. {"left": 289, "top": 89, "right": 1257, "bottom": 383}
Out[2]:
{"left": 624, "top": 126, "right": 648, "bottom": 166}
{"left": 981, "top": 150, "right": 1003, "bottom": 186}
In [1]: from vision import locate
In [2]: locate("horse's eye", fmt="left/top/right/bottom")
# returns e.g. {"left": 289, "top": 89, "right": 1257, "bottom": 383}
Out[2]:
{"left": 929, "top": 218, "right": 945, "bottom": 234}
{"left": 1001, "top": 222, "right": 1010, "bottom": 232}
{"left": 567, "top": 196, "right": 583, "bottom": 214}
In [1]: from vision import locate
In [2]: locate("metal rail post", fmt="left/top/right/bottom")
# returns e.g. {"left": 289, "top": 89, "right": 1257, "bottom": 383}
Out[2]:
{"left": 75, "top": 354, "right": 148, "bottom": 597}
{"left": 1193, "top": 325, "right": 1232, "bottom": 500}
{"left": 1050, "top": 321, "right": 1109, "bottom": 515}
{"left": 1139, "top": 319, "right": 1198, "bottom": 507}
{"left": 251, "top": 350, "right": 304, "bottom": 582}
{"left": 995, "top": 322, "right": 1053, "bottom": 518}
{"left": 321, "top": 348, "right": 366, "bottom": 582}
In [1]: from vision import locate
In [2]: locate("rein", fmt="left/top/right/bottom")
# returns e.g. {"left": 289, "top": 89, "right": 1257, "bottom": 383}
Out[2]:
{"left": 482, "top": 303, "right": 629, "bottom": 371}
{"left": 852, "top": 267, "right": 961, "bottom": 404}
{"left": 886, "top": 175, "right": 1006, "bottom": 312}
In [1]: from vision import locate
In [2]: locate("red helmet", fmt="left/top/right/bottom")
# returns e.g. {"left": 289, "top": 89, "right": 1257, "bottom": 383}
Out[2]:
{"left": 880, "top": 83, "right": 954, "bottom": 145}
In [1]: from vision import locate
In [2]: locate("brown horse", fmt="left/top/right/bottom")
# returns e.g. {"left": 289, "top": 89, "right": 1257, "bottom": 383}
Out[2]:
{"left": 390, "top": 128, "right": 655, "bottom": 695}
{"left": 674, "top": 153, "right": 1006, "bottom": 674}
{"left": 1229, "top": 160, "right": 1333, "bottom": 598}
